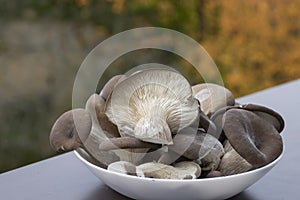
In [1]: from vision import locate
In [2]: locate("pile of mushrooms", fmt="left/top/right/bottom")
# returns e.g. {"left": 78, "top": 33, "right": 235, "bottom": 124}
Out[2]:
{"left": 50, "top": 68, "right": 284, "bottom": 179}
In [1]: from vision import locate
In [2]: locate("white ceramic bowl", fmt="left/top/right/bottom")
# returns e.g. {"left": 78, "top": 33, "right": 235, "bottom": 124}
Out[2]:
{"left": 74, "top": 149, "right": 283, "bottom": 200}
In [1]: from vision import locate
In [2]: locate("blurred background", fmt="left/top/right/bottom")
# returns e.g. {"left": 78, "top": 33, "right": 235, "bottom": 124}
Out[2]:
{"left": 1, "top": 0, "right": 300, "bottom": 173}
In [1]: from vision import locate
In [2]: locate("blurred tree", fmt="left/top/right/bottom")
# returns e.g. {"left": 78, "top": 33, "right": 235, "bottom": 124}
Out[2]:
{"left": 203, "top": 0, "right": 300, "bottom": 96}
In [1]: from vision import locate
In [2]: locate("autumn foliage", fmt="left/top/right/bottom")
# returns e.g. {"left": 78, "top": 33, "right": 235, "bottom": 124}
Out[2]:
{"left": 69, "top": 0, "right": 300, "bottom": 96}
{"left": 203, "top": 0, "right": 300, "bottom": 95}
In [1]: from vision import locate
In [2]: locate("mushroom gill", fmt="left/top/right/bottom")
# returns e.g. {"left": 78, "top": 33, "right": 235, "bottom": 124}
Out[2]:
{"left": 105, "top": 69, "right": 199, "bottom": 145}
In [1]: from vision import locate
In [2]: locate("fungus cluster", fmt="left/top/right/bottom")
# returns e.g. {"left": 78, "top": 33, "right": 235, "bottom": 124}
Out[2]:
{"left": 50, "top": 68, "right": 284, "bottom": 179}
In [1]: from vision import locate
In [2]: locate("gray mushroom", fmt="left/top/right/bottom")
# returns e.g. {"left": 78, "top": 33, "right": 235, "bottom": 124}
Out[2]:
{"left": 105, "top": 69, "right": 199, "bottom": 145}
{"left": 49, "top": 109, "right": 119, "bottom": 167}
{"left": 205, "top": 170, "right": 223, "bottom": 178}
{"left": 86, "top": 93, "right": 149, "bottom": 165}
{"left": 85, "top": 94, "right": 120, "bottom": 138}
{"left": 192, "top": 83, "right": 235, "bottom": 117}
{"left": 49, "top": 75, "right": 126, "bottom": 167}
{"left": 49, "top": 73, "right": 123, "bottom": 152}
{"left": 100, "top": 75, "right": 125, "bottom": 101}
{"left": 218, "top": 141, "right": 252, "bottom": 176}
{"left": 136, "top": 161, "right": 201, "bottom": 179}
{"left": 99, "top": 130, "right": 224, "bottom": 170}
{"left": 211, "top": 103, "right": 285, "bottom": 144}
{"left": 216, "top": 107, "right": 283, "bottom": 175}
{"left": 50, "top": 108, "right": 91, "bottom": 152}
{"left": 239, "top": 103, "right": 285, "bottom": 133}
{"left": 167, "top": 132, "right": 224, "bottom": 171}
{"left": 107, "top": 161, "right": 137, "bottom": 176}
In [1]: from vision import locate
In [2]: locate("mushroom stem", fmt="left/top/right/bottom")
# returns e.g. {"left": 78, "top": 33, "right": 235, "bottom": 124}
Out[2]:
{"left": 83, "top": 130, "right": 120, "bottom": 167}
{"left": 217, "top": 141, "right": 253, "bottom": 176}
{"left": 134, "top": 115, "right": 173, "bottom": 145}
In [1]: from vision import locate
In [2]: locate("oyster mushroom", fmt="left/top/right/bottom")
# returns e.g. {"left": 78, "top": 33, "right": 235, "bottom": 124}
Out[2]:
{"left": 216, "top": 107, "right": 283, "bottom": 175}
{"left": 49, "top": 73, "right": 124, "bottom": 152}
{"left": 240, "top": 103, "right": 285, "bottom": 133}
{"left": 50, "top": 109, "right": 91, "bottom": 152}
{"left": 50, "top": 73, "right": 136, "bottom": 166}
{"left": 167, "top": 131, "right": 224, "bottom": 170}
{"left": 198, "top": 110, "right": 218, "bottom": 138}
{"left": 86, "top": 93, "right": 149, "bottom": 165}
{"left": 211, "top": 103, "right": 285, "bottom": 144}
{"left": 85, "top": 94, "right": 120, "bottom": 138}
{"left": 105, "top": 69, "right": 199, "bottom": 145}
{"left": 218, "top": 141, "right": 252, "bottom": 176}
{"left": 211, "top": 104, "right": 284, "bottom": 134}
{"left": 136, "top": 161, "right": 201, "bottom": 179}
{"left": 87, "top": 79, "right": 148, "bottom": 165}
{"left": 99, "top": 75, "right": 124, "bottom": 101}
{"left": 205, "top": 170, "right": 223, "bottom": 178}
{"left": 192, "top": 83, "right": 235, "bottom": 117}
{"left": 107, "top": 161, "right": 137, "bottom": 176}
{"left": 99, "top": 130, "right": 224, "bottom": 170}
{"left": 49, "top": 109, "right": 119, "bottom": 167}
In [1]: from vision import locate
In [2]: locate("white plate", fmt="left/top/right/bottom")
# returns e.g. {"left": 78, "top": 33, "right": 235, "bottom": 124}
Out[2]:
{"left": 74, "top": 149, "right": 283, "bottom": 200}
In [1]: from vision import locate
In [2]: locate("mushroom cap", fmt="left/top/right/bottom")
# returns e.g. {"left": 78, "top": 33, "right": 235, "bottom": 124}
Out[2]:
{"left": 85, "top": 94, "right": 120, "bottom": 138}
{"left": 205, "top": 170, "right": 223, "bottom": 178}
{"left": 49, "top": 108, "right": 119, "bottom": 167}
{"left": 107, "top": 161, "right": 137, "bottom": 176}
{"left": 49, "top": 109, "right": 92, "bottom": 152}
{"left": 100, "top": 75, "right": 124, "bottom": 101}
{"left": 85, "top": 94, "right": 105, "bottom": 136}
{"left": 211, "top": 103, "right": 285, "bottom": 143}
{"left": 173, "top": 161, "right": 201, "bottom": 179}
{"left": 136, "top": 161, "right": 201, "bottom": 179}
{"left": 105, "top": 69, "right": 199, "bottom": 144}
{"left": 222, "top": 108, "right": 283, "bottom": 168}
{"left": 192, "top": 83, "right": 235, "bottom": 117}
{"left": 198, "top": 110, "right": 218, "bottom": 138}
{"left": 169, "top": 131, "right": 224, "bottom": 163}
{"left": 241, "top": 104, "right": 285, "bottom": 133}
